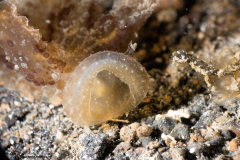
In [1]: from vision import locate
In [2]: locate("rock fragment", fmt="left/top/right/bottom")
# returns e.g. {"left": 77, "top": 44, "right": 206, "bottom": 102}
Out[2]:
{"left": 170, "top": 124, "right": 190, "bottom": 141}
{"left": 120, "top": 122, "right": 140, "bottom": 142}
{"left": 79, "top": 133, "right": 109, "bottom": 160}
{"left": 136, "top": 124, "right": 153, "bottom": 138}
{"left": 155, "top": 116, "right": 176, "bottom": 134}
{"left": 113, "top": 141, "right": 131, "bottom": 156}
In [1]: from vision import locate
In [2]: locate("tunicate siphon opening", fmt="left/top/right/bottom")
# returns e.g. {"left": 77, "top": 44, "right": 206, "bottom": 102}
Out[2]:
{"left": 90, "top": 70, "right": 131, "bottom": 116}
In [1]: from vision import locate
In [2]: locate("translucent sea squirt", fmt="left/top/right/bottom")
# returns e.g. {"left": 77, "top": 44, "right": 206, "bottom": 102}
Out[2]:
{"left": 63, "top": 51, "right": 149, "bottom": 126}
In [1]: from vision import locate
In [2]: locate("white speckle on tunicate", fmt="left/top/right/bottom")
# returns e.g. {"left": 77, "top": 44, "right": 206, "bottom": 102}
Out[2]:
{"left": 19, "top": 57, "right": 23, "bottom": 61}
{"left": 4, "top": 50, "right": 8, "bottom": 55}
{"left": 5, "top": 56, "right": 10, "bottom": 61}
{"left": 20, "top": 40, "right": 25, "bottom": 47}
{"left": 45, "top": 19, "right": 51, "bottom": 24}
{"left": 36, "top": 62, "right": 41, "bottom": 67}
{"left": 25, "top": 57, "right": 29, "bottom": 61}
{"left": 51, "top": 73, "right": 59, "bottom": 81}
{"left": 14, "top": 65, "right": 19, "bottom": 70}
{"left": 21, "top": 63, "right": 28, "bottom": 68}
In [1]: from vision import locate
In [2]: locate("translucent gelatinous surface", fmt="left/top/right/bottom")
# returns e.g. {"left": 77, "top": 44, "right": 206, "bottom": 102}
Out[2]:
{"left": 63, "top": 51, "right": 149, "bottom": 126}
{"left": 90, "top": 70, "right": 131, "bottom": 116}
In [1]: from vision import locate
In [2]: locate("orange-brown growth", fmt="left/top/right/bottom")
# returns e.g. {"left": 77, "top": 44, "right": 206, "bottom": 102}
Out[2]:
{"left": 0, "top": 3, "right": 67, "bottom": 87}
